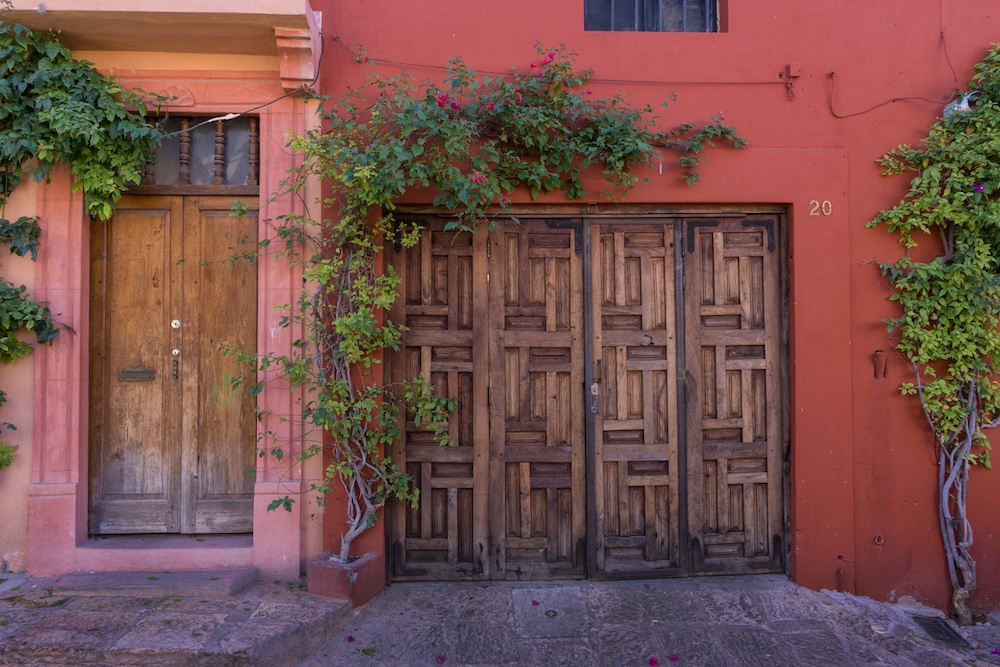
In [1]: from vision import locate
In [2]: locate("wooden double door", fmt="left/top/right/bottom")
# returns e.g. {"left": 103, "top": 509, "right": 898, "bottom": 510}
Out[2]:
{"left": 388, "top": 214, "right": 786, "bottom": 580}
{"left": 88, "top": 195, "right": 258, "bottom": 535}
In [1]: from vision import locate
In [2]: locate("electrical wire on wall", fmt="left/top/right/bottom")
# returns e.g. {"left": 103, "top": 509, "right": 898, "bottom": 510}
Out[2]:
{"left": 161, "top": 33, "right": 326, "bottom": 137}
{"left": 328, "top": 34, "right": 787, "bottom": 91}
{"left": 827, "top": 7, "right": 961, "bottom": 120}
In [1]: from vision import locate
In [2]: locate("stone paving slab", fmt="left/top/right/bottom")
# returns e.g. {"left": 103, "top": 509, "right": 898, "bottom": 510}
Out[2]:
{"left": 295, "top": 576, "right": 1000, "bottom": 667}
{"left": 0, "top": 576, "right": 348, "bottom": 667}
{"left": 4, "top": 572, "right": 1000, "bottom": 666}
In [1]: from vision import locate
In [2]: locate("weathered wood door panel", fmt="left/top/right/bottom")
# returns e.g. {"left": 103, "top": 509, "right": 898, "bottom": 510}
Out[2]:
{"left": 591, "top": 223, "right": 681, "bottom": 575}
{"left": 388, "top": 222, "right": 490, "bottom": 579}
{"left": 488, "top": 220, "right": 586, "bottom": 579}
{"left": 390, "top": 214, "right": 785, "bottom": 581}
{"left": 684, "top": 217, "right": 784, "bottom": 574}
{"left": 89, "top": 195, "right": 257, "bottom": 535}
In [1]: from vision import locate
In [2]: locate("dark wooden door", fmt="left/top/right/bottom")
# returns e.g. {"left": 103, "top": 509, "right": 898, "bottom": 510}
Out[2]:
{"left": 488, "top": 220, "right": 587, "bottom": 579}
{"left": 590, "top": 223, "right": 681, "bottom": 575}
{"left": 683, "top": 217, "right": 785, "bottom": 573}
{"left": 89, "top": 195, "right": 258, "bottom": 535}
{"left": 387, "top": 223, "right": 490, "bottom": 578}
{"left": 389, "top": 215, "right": 785, "bottom": 580}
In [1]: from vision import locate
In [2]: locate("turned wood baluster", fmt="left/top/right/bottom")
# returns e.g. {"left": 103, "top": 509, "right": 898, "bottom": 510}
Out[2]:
{"left": 213, "top": 119, "right": 226, "bottom": 185}
{"left": 178, "top": 117, "right": 191, "bottom": 185}
{"left": 248, "top": 117, "right": 259, "bottom": 187}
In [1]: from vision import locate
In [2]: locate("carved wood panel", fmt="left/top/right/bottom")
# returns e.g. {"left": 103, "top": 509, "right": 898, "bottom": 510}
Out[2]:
{"left": 388, "top": 221, "right": 489, "bottom": 579}
{"left": 591, "top": 224, "right": 680, "bottom": 574}
{"left": 489, "top": 220, "right": 586, "bottom": 579}
{"left": 684, "top": 217, "right": 784, "bottom": 574}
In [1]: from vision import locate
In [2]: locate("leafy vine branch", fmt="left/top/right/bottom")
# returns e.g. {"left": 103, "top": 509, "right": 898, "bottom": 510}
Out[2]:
{"left": 242, "top": 44, "right": 745, "bottom": 562}
{"left": 869, "top": 43, "right": 1000, "bottom": 625}
{"left": 0, "top": 19, "right": 160, "bottom": 468}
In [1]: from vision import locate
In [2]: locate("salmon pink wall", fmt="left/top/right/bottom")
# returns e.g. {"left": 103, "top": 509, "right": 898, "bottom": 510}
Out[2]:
{"left": 314, "top": 0, "right": 1000, "bottom": 611}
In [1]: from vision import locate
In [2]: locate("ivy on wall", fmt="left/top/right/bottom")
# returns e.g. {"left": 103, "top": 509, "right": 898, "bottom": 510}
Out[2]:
{"left": 870, "top": 44, "right": 1000, "bottom": 624}
{"left": 0, "top": 19, "right": 160, "bottom": 467}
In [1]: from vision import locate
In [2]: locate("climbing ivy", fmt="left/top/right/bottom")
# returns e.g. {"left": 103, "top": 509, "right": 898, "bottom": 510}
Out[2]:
{"left": 869, "top": 44, "right": 1000, "bottom": 624}
{"left": 0, "top": 19, "right": 161, "bottom": 468}
{"left": 240, "top": 45, "right": 744, "bottom": 562}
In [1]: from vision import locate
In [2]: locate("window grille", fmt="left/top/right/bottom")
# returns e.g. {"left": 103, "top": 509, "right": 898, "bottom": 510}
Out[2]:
{"left": 585, "top": 0, "right": 718, "bottom": 32}
{"left": 135, "top": 116, "right": 259, "bottom": 193}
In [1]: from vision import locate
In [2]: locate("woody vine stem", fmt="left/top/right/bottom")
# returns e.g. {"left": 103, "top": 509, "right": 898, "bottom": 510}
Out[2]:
{"left": 870, "top": 44, "right": 1000, "bottom": 624}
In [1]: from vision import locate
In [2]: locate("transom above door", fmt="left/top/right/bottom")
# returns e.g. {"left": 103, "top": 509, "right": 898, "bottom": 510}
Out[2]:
{"left": 388, "top": 213, "right": 786, "bottom": 580}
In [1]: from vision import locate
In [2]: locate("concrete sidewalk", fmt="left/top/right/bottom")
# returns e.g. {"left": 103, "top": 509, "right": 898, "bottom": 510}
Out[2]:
{"left": 2, "top": 570, "right": 1000, "bottom": 666}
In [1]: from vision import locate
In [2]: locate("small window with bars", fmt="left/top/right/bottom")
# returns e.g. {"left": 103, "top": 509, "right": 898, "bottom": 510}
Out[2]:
{"left": 585, "top": 0, "right": 718, "bottom": 32}
{"left": 134, "top": 115, "right": 259, "bottom": 194}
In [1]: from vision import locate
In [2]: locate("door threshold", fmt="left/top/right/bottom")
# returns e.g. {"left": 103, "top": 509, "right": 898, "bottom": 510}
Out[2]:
{"left": 82, "top": 534, "right": 253, "bottom": 549}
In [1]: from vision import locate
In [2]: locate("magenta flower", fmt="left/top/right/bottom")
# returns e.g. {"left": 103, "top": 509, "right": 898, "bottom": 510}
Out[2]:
{"left": 513, "top": 85, "right": 521, "bottom": 93}
{"left": 515, "top": 96, "right": 522, "bottom": 103}
{"left": 669, "top": 655, "right": 679, "bottom": 662}
{"left": 530, "top": 61, "right": 537, "bottom": 68}
{"left": 586, "top": 89, "right": 593, "bottom": 95}
{"left": 531, "top": 599, "right": 540, "bottom": 606}
{"left": 992, "top": 648, "right": 1000, "bottom": 655}
{"left": 547, "top": 50, "right": 555, "bottom": 58}
{"left": 649, "top": 657, "right": 659, "bottom": 666}
{"left": 436, "top": 655, "right": 446, "bottom": 664}
{"left": 486, "top": 101, "right": 496, "bottom": 111}
{"left": 975, "top": 183, "right": 986, "bottom": 193}
{"left": 347, "top": 635, "right": 355, "bottom": 643}
{"left": 500, "top": 194, "right": 511, "bottom": 204}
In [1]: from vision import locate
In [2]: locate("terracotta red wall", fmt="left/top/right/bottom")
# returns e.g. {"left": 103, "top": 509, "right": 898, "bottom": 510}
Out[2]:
{"left": 315, "top": 0, "right": 1000, "bottom": 611}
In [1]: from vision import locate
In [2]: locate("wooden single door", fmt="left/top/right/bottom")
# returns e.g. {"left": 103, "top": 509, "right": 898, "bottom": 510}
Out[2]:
{"left": 683, "top": 217, "right": 785, "bottom": 573}
{"left": 590, "top": 222, "right": 681, "bottom": 575}
{"left": 488, "top": 220, "right": 587, "bottom": 579}
{"left": 387, "top": 222, "right": 490, "bottom": 578}
{"left": 89, "top": 195, "right": 258, "bottom": 535}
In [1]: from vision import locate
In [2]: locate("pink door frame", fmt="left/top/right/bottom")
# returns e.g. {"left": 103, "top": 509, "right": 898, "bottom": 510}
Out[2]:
{"left": 26, "top": 69, "right": 317, "bottom": 580}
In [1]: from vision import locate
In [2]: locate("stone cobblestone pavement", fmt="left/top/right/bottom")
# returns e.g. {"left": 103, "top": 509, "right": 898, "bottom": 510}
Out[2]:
{"left": 296, "top": 576, "right": 1000, "bottom": 667}
{"left": 3, "top": 571, "right": 1000, "bottom": 666}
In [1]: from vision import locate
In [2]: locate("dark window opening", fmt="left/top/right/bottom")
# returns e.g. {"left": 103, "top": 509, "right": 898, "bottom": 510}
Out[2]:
{"left": 585, "top": 0, "right": 718, "bottom": 32}
{"left": 132, "top": 115, "right": 259, "bottom": 194}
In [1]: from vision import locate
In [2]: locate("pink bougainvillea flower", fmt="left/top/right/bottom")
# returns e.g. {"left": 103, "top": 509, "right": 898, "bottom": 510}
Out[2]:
{"left": 347, "top": 635, "right": 355, "bottom": 643}
{"left": 586, "top": 89, "right": 593, "bottom": 95}
{"left": 669, "top": 655, "right": 679, "bottom": 662}
{"left": 542, "top": 57, "right": 551, "bottom": 65}
{"left": 500, "top": 195, "right": 510, "bottom": 204}
{"left": 530, "top": 61, "right": 537, "bottom": 68}
{"left": 975, "top": 183, "right": 986, "bottom": 193}
{"left": 436, "top": 654, "right": 446, "bottom": 664}
{"left": 547, "top": 50, "right": 556, "bottom": 58}
{"left": 515, "top": 96, "right": 522, "bottom": 103}
{"left": 649, "top": 656, "right": 659, "bottom": 666}
{"left": 513, "top": 85, "right": 521, "bottom": 93}
{"left": 486, "top": 101, "right": 496, "bottom": 111}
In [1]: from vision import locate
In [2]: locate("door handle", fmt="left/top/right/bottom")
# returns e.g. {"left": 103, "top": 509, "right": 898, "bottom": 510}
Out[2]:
{"left": 590, "top": 382, "right": 599, "bottom": 414}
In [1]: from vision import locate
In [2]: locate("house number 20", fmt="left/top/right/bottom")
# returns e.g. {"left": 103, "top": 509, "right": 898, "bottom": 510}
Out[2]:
{"left": 809, "top": 199, "right": 833, "bottom": 216}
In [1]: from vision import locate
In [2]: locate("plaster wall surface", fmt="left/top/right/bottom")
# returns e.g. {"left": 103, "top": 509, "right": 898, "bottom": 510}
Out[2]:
{"left": 0, "top": 181, "right": 39, "bottom": 573}
{"left": 313, "top": 0, "right": 1000, "bottom": 612}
